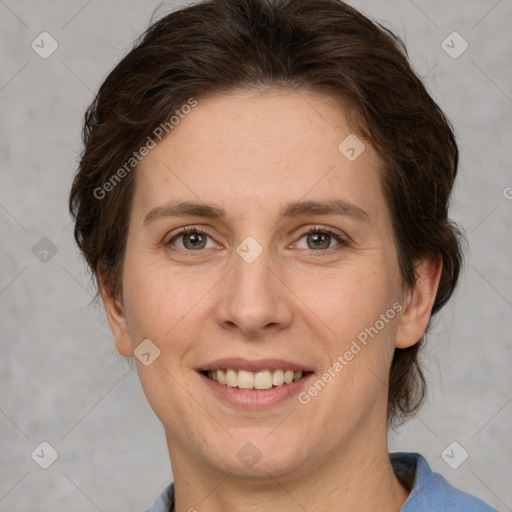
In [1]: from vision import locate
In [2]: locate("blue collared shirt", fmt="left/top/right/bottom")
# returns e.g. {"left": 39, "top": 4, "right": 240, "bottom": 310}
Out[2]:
{"left": 146, "top": 452, "right": 497, "bottom": 511}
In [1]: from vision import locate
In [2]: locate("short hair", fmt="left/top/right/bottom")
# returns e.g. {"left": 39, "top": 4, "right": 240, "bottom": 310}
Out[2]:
{"left": 68, "top": 0, "right": 465, "bottom": 428}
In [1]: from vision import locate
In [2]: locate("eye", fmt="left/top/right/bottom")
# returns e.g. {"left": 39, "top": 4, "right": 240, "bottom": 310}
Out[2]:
{"left": 166, "top": 227, "right": 217, "bottom": 251}
{"left": 165, "top": 226, "right": 348, "bottom": 253}
{"left": 295, "top": 227, "right": 347, "bottom": 251}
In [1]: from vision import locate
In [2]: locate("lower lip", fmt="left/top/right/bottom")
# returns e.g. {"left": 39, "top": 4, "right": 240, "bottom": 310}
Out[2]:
{"left": 198, "top": 372, "right": 314, "bottom": 409}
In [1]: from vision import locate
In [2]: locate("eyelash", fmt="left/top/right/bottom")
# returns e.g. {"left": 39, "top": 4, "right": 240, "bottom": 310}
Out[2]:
{"left": 166, "top": 226, "right": 349, "bottom": 255}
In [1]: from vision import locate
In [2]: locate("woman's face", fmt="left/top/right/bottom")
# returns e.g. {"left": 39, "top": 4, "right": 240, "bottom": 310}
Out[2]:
{"left": 105, "top": 89, "right": 420, "bottom": 478}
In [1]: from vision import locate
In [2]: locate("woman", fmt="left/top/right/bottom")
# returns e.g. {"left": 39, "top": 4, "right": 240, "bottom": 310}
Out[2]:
{"left": 69, "top": 0, "right": 497, "bottom": 510}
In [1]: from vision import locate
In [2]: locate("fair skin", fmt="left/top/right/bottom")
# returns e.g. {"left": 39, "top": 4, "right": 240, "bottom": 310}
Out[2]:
{"left": 99, "top": 89, "right": 442, "bottom": 512}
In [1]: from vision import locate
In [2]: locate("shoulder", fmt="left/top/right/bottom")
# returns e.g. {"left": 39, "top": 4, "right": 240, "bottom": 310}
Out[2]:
{"left": 145, "top": 482, "right": 174, "bottom": 512}
{"left": 391, "top": 452, "right": 497, "bottom": 512}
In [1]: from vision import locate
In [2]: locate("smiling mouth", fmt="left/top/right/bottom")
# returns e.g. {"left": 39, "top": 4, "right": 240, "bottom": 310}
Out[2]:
{"left": 201, "top": 368, "right": 311, "bottom": 390}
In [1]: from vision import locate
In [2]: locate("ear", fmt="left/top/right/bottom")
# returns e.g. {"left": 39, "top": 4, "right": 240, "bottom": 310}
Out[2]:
{"left": 97, "top": 264, "right": 134, "bottom": 357}
{"left": 395, "top": 255, "right": 443, "bottom": 349}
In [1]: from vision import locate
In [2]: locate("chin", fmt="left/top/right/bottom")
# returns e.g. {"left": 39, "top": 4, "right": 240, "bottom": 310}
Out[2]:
{"left": 204, "top": 433, "right": 309, "bottom": 479}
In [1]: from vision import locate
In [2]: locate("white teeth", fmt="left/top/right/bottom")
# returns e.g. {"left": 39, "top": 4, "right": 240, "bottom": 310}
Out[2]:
{"left": 207, "top": 368, "right": 304, "bottom": 390}
{"left": 237, "top": 370, "right": 254, "bottom": 389}
{"left": 254, "top": 370, "right": 273, "bottom": 390}
{"left": 284, "top": 369, "right": 294, "bottom": 384}
{"left": 226, "top": 369, "right": 238, "bottom": 387}
{"left": 272, "top": 369, "right": 285, "bottom": 386}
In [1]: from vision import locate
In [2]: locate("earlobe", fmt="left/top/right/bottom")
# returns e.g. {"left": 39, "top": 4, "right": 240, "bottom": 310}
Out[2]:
{"left": 97, "top": 265, "right": 134, "bottom": 357}
{"left": 394, "top": 255, "right": 443, "bottom": 349}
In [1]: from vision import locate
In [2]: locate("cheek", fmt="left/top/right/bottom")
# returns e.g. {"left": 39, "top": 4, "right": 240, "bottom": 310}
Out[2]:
{"left": 298, "top": 262, "right": 395, "bottom": 336}
{"left": 293, "top": 259, "right": 401, "bottom": 401}
{"left": 121, "top": 254, "right": 220, "bottom": 360}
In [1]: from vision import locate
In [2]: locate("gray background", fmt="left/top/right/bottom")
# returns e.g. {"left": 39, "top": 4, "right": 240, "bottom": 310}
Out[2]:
{"left": 0, "top": 0, "right": 511, "bottom": 510}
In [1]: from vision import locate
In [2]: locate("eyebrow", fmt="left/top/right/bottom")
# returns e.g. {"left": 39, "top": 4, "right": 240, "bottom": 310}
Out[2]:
{"left": 143, "top": 198, "right": 371, "bottom": 226}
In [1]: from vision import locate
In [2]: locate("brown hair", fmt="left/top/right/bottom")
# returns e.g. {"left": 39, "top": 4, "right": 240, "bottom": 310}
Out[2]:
{"left": 69, "top": 0, "right": 464, "bottom": 428}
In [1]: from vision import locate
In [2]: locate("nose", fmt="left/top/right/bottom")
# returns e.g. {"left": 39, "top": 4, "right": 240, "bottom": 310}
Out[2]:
{"left": 215, "top": 245, "right": 293, "bottom": 339}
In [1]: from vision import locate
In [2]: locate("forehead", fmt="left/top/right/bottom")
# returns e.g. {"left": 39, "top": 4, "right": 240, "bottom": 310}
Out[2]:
{"left": 133, "top": 89, "right": 386, "bottom": 224}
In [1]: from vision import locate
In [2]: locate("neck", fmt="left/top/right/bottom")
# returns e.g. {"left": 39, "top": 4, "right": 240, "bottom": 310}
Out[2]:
{"left": 166, "top": 413, "right": 410, "bottom": 512}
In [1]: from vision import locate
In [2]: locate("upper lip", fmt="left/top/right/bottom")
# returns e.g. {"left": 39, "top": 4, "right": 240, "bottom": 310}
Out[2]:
{"left": 196, "top": 358, "right": 313, "bottom": 373}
